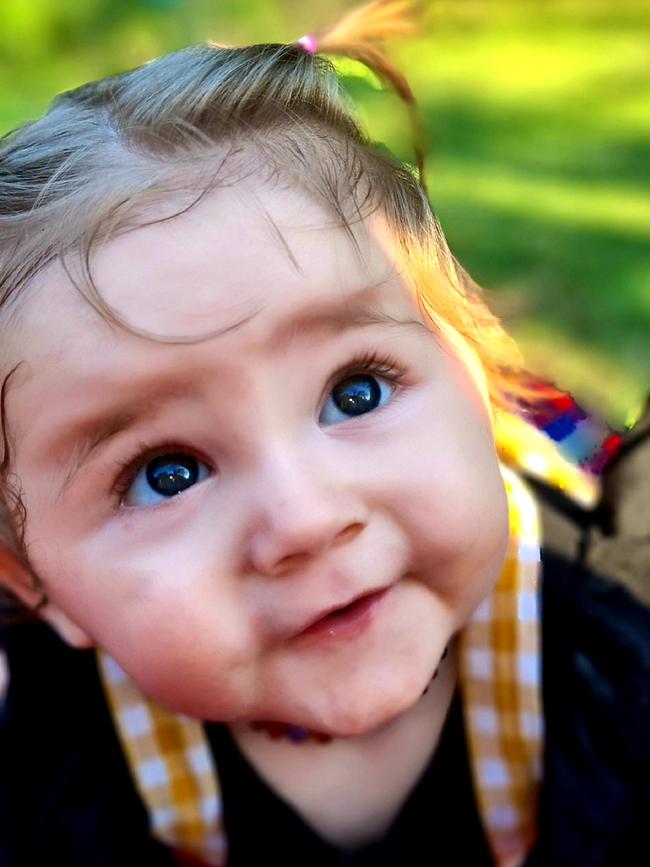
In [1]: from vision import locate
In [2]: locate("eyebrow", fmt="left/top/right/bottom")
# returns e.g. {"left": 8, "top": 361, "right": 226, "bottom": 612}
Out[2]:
{"left": 262, "top": 289, "right": 430, "bottom": 351}
{"left": 51, "top": 383, "right": 202, "bottom": 497}
{"left": 48, "top": 286, "right": 431, "bottom": 491}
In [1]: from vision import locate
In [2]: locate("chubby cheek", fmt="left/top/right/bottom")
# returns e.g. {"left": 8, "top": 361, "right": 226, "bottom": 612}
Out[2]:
{"left": 116, "top": 615, "right": 256, "bottom": 719}
{"left": 407, "top": 473, "right": 508, "bottom": 618}
{"left": 387, "top": 401, "right": 509, "bottom": 622}
{"left": 97, "top": 598, "right": 260, "bottom": 720}
{"left": 30, "top": 531, "right": 260, "bottom": 719}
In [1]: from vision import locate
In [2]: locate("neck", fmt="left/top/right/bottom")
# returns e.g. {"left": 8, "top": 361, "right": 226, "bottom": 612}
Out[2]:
{"left": 227, "top": 645, "right": 459, "bottom": 851}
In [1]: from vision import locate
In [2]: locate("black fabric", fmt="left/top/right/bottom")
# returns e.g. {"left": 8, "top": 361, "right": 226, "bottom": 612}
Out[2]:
{"left": 0, "top": 624, "right": 177, "bottom": 867}
{"left": 533, "top": 551, "right": 650, "bottom": 867}
{"left": 205, "top": 690, "right": 493, "bottom": 866}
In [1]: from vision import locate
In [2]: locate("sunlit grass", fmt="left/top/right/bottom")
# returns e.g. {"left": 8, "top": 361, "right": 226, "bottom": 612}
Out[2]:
{"left": 430, "top": 163, "right": 650, "bottom": 237}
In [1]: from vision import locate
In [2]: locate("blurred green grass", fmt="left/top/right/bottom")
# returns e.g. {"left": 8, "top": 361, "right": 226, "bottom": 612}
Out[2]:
{"left": 1, "top": 0, "right": 648, "bottom": 427}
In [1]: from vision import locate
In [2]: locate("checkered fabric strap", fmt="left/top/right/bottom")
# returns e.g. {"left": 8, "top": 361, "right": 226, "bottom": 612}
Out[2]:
{"left": 97, "top": 653, "right": 227, "bottom": 866}
{"left": 459, "top": 464, "right": 542, "bottom": 867}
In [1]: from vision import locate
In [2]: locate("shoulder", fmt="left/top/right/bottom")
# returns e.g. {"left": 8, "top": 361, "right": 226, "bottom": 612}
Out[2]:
{"left": 532, "top": 403, "right": 650, "bottom": 763}
{"left": 524, "top": 403, "right": 650, "bottom": 865}
{"left": 540, "top": 545, "right": 650, "bottom": 765}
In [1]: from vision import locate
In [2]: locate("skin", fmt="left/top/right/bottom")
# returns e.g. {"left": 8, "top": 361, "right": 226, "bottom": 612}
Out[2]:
{"left": 1, "top": 180, "right": 510, "bottom": 738}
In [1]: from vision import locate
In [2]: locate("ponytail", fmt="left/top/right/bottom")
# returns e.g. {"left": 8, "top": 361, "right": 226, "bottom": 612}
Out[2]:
{"left": 299, "top": 0, "right": 428, "bottom": 190}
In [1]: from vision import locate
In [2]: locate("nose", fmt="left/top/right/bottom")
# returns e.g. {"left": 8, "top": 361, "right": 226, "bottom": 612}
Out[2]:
{"left": 246, "top": 448, "right": 368, "bottom": 578}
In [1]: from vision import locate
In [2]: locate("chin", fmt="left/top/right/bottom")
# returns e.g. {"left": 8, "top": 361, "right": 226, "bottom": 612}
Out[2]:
{"left": 312, "top": 678, "right": 427, "bottom": 739}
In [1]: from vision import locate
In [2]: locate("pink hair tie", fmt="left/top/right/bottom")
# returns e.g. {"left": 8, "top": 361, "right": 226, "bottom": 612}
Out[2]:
{"left": 297, "top": 34, "right": 318, "bottom": 55}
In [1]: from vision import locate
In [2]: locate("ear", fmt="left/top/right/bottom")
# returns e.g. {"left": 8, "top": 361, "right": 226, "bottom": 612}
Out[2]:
{"left": 0, "top": 543, "right": 94, "bottom": 649}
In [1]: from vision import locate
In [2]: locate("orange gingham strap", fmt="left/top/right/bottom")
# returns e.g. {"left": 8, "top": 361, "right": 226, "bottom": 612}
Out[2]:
{"left": 97, "top": 653, "right": 227, "bottom": 866}
{"left": 459, "top": 464, "right": 543, "bottom": 867}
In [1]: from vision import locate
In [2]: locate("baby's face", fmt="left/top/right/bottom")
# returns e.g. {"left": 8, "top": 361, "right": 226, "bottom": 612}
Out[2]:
{"left": 5, "top": 180, "right": 509, "bottom": 736}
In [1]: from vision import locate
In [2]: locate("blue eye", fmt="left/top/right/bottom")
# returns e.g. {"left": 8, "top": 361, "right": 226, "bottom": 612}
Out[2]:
{"left": 123, "top": 452, "right": 211, "bottom": 507}
{"left": 319, "top": 374, "right": 394, "bottom": 425}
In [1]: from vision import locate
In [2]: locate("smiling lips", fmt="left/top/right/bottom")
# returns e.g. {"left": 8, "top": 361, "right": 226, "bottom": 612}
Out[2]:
{"left": 294, "top": 587, "right": 390, "bottom": 644}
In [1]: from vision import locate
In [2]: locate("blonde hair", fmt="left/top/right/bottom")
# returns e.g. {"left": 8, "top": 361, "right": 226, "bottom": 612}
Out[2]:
{"left": 0, "top": 0, "right": 538, "bottom": 616}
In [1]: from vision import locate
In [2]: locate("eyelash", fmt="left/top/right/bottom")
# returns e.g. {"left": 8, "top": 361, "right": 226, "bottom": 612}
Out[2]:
{"left": 326, "top": 348, "right": 405, "bottom": 401}
{"left": 109, "top": 348, "right": 406, "bottom": 507}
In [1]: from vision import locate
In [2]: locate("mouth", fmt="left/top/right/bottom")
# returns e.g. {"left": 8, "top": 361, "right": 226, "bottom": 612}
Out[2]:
{"left": 294, "top": 587, "right": 390, "bottom": 645}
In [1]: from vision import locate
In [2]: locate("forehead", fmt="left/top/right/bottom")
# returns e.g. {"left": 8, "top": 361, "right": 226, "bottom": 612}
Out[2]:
{"left": 4, "top": 181, "right": 422, "bottom": 409}
{"left": 14, "top": 179, "right": 413, "bottom": 346}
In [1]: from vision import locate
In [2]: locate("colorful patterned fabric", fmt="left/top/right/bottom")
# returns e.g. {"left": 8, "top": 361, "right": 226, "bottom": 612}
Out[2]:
{"left": 517, "top": 378, "right": 622, "bottom": 475}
